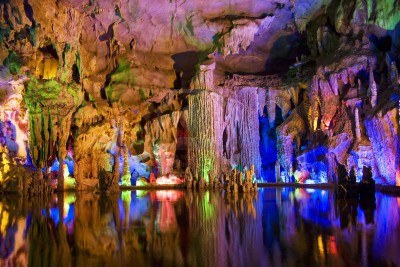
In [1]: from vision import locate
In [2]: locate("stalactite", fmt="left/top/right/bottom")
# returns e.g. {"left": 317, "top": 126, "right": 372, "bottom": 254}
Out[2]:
{"left": 188, "top": 91, "right": 223, "bottom": 183}
{"left": 369, "top": 66, "right": 377, "bottom": 108}
{"left": 329, "top": 73, "right": 339, "bottom": 95}
{"left": 144, "top": 112, "right": 181, "bottom": 176}
{"left": 275, "top": 90, "right": 292, "bottom": 119}
{"left": 266, "top": 89, "right": 277, "bottom": 127}
{"left": 258, "top": 88, "right": 267, "bottom": 116}
{"left": 25, "top": 80, "right": 83, "bottom": 170}
{"left": 341, "top": 69, "right": 349, "bottom": 84}
{"left": 289, "top": 86, "right": 299, "bottom": 106}
{"left": 224, "top": 98, "right": 240, "bottom": 166}
{"left": 355, "top": 107, "right": 361, "bottom": 140}
{"left": 190, "top": 63, "right": 216, "bottom": 90}
{"left": 326, "top": 152, "right": 337, "bottom": 182}
{"left": 309, "top": 76, "right": 320, "bottom": 131}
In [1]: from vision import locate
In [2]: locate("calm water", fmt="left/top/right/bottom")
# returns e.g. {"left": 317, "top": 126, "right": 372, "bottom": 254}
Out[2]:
{"left": 0, "top": 188, "right": 399, "bottom": 267}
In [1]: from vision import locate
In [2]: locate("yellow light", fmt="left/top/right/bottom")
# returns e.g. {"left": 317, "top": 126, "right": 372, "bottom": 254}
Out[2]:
{"left": 317, "top": 235, "right": 324, "bottom": 255}
{"left": 0, "top": 210, "right": 9, "bottom": 234}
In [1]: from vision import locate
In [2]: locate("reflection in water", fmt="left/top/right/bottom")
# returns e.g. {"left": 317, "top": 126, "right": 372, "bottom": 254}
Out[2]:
{"left": 0, "top": 189, "right": 399, "bottom": 266}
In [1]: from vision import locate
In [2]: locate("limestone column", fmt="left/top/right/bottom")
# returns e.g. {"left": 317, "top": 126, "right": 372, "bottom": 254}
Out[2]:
{"left": 236, "top": 87, "right": 262, "bottom": 178}
{"left": 188, "top": 91, "right": 223, "bottom": 183}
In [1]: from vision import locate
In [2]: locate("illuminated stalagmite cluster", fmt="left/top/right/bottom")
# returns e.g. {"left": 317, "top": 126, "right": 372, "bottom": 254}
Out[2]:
{"left": 0, "top": 0, "right": 398, "bottom": 192}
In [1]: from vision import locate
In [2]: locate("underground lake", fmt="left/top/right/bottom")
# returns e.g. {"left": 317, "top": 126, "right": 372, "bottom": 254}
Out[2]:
{"left": 0, "top": 188, "right": 399, "bottom": 266}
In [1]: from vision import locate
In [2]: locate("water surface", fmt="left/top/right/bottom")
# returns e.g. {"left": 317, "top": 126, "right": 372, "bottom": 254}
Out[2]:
{"left": 0, "top": 188, "right": 399, "bottom": 266}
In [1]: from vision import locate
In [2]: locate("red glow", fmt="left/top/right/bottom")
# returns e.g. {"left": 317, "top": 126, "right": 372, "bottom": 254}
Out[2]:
{"left": 155, "top": 175, "right": 184, "bottom": 185}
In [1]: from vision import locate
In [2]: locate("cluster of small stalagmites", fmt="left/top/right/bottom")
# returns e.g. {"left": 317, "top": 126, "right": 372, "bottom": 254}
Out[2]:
{"left": 184, "top": 165, "right": 258, "bottom": 193}
{"left": 225, "top": 165, "right": 258, "bottom": 195}
{"left": 0, "top": 146, "right": 52, "bottom": 195}
{"left": 28, "top": 172, "right": 53, "bottom": 196}
{"left": 184, "top": 167, "right": 223, "bottom": 190}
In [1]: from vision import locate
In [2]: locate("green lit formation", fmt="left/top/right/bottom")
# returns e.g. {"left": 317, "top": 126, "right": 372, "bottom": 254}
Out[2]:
{"left": 366, "top": 0, "right": 400, "bottom": 30}
{"left": 3, "top": 51, "right": 21, "bottom": 75}
{"left": 25, "top": 78, "right": 83, "bottom": 167}
{"left": 104, "top": 58, "right": 137, "bottom": 102}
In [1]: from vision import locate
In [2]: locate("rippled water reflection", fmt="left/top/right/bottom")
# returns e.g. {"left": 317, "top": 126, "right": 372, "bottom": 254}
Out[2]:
{"left": 0, "top": 188, "right": 399, "bottom": 266}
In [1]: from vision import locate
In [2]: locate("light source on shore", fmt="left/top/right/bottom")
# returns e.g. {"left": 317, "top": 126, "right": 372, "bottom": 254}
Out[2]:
{"left": 155, "top": 174, "right": 184, "bottom": 185}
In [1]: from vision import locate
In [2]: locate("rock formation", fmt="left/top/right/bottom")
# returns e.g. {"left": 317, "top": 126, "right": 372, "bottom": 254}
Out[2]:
{"left": 0, "top": 0, "right": 399, "bottom": 191}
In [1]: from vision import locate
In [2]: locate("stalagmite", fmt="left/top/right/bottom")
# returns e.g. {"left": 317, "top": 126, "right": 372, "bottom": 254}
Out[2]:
{"left": 111, "top": 152, "right": 120, "bottom": 192}
{"left": 184, "top": 167, "right": 193, "bottom": 189}
{"left": 275, "top": 161, "right": 281, "bottom": 182}
{"left": 121, "top": 148, "right": 131, "bottom": 186}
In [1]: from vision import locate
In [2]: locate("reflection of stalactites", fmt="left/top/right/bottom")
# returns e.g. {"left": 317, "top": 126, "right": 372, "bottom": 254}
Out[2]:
{"left": 28, "top": 215, "right": 58, "bottom": 266}
{"left": 56, "top": 221, "right": 72, "bottom": 266}
{"left": 222, "top": 191, "right": 266, "bottom": 266}
{"left": 226, "top": 191, "right": 258, "bottom": 218}
{"left": 74, "top": 193, "right": 119, "bottom": 258}
{"left": 1, "top": 218, "right": 29, "bottom": 266}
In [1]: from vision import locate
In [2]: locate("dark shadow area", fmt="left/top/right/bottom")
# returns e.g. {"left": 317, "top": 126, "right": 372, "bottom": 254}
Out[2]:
{"left": 263, "top": 32, "right": 310, "bottom": 74}
{"left": 171, "top": 51, "right": 200, "bottom": 89}
{"left": 370, "top": 34, "right": 392, "bottom": 52}
{"left": 174, "top": 115, "right": 188, "bottom": 171}
{"left": 72, "top": 63, "right": 80, "bottom": 83}
{"left": 39, "top": 44, "right": 59, "bottom": 60}
{"left": 23, "top": 0, "right": 35, "bottom": 26}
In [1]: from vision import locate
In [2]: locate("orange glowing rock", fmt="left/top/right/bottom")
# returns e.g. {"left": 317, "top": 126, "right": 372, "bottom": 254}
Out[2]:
{"left": 149, "top": 172, "right": 156, "bottom": 184}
